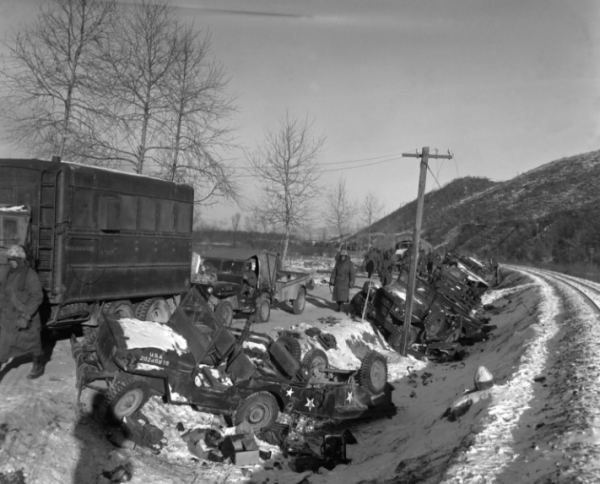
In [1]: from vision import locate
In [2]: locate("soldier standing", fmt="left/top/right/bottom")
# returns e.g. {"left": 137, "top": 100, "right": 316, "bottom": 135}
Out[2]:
{"left": 0, "top": 245, "right": 45, "bottom": 379}
{"left": 380, "top": 250, "right": 395, "bottom": 287}
{"left": 329, "top": 250, "right": 356, "bottom": 312}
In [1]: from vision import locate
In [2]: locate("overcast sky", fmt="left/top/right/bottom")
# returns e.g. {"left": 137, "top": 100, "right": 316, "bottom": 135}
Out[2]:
{"left": 1, "top": 0, "right": 599, "bottom": 226}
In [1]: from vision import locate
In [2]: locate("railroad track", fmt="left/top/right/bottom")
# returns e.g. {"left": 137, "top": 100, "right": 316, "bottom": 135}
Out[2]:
{"left": 507, "top": 265, "right": 600, "bottom": 483}
{"left": 514, "top": 265, "right": 600, "bottom": 312}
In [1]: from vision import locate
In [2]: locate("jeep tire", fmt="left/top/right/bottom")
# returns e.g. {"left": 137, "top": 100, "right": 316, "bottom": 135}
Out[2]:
{"left": 215, "top": 300, "right": 234, "bottom": 327}
{"left": 257, "top": 296, "right": 270, "bottom": 323}
{"left": 101, "top": 375, "right": 151, "bottom": 423}
{"left": 276, "top": 335, "right": 302, "bottom": 361}
{"left": 302, "top": 348, "right": 328, "bottom": 380}
{"left": 233, "top": 392, "right": 279, "bottom": 432}
{"left": 357, "top": 351, "right": 388, "bottom": 395}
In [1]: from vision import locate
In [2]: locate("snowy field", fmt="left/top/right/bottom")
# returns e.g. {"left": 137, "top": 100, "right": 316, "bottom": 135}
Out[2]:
{"left": 0, "top": 266, "right": 599, "bottom": 483}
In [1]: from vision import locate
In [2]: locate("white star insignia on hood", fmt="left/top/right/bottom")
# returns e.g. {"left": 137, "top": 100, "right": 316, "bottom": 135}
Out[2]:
{"left": 286, "top": 388, "right": 294, "bottom": 398}
{"left": 305, "top": 398, "right": 315, "bottom": 411}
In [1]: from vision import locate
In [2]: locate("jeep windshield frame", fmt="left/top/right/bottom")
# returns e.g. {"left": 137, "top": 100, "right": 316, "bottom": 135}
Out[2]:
{"left": 168, "top": 288, "right": 231, "bottom": 364}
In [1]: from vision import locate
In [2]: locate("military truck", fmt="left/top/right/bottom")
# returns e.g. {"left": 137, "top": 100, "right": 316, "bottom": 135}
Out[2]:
{"left": 0, "top": 158, "right": 194, "bottom": 329}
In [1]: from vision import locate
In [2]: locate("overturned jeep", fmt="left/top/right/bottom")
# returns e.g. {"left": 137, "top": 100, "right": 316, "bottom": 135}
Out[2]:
{"left": 193, "top": 248, "right": 314, "bottom": 325}
{"left": 350, "top": 277, "right": 491, "bottom": 352}
{"left": 71, "top": 288, "right": 395, "bottom": 431}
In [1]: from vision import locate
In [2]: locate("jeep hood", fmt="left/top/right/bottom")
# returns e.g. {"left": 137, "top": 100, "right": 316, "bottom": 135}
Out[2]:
{"left": 107, "top": 317, "right": 189, "bottom": 355}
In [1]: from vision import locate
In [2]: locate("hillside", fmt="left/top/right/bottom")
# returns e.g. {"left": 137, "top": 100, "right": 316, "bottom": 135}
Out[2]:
{"left": 365, "top": 150, "right": 600, "bottom": 265}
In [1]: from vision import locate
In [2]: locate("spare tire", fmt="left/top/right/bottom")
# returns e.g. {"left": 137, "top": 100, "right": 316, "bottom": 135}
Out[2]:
{"left": 302, "top": 348, "right": 328, "bottom": 380}
{"left": 357, "top": 351, "right": 388, "bottom": 395}
{"left": 276, "top": 335, "right": 301, "bottom": 362}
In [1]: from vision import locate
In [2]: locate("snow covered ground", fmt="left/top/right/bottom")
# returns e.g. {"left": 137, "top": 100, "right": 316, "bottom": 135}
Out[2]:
{"left": 0, "top": 266, "right": 599, "bottom": 483}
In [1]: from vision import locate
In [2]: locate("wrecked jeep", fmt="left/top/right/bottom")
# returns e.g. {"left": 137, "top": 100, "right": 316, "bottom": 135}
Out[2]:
{"left": 193, "top": 248, "right": 314, "bottom": 325}
{"left": 350, "top": 276, "right": 490, "bottom": 352}
{"left": 71, "top": 288, "right": 395, "bottom": 431}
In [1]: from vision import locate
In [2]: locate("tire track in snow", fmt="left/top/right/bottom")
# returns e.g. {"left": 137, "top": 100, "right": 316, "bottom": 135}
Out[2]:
{"left": 443, "top": 270, "right": 560, "bottom": 483}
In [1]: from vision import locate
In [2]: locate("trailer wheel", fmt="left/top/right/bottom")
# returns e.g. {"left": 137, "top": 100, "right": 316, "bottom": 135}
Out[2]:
{"left": 292, "top": 288, "right": 306, "bottom": 315}
{"left": 232, "top": 392, "right": 279, "bottom": 432}
{"left": 104, "top": 300, "right": 135, "bottom": 319}
{"left": 276, "top": 335, "right": 301, "bottom": 361}
{"left": 302, "top": 348, "right": 328, "bottom": 380}
{"left": 215, "top": 300, "right": 234, "bottom": 327}
{"left": 136, "top": 298, "right": 171, "bottom": 322}
{"left": 256, "top": 296, "right": 270, "bottom": 323}
{"left": 357, "top": 351, "right": 388, "bottom": 395}
{"left": 100, "top": 375, "right": 151, "bottom": 423}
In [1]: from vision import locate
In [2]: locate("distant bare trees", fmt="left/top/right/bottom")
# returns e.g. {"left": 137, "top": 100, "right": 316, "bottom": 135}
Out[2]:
{"left": 0, "top": 0, "right": 238, "bottom": 207}
{"left": 361, "top": 192, "right": 384, "bottom": 246}
{"left": 248, "top": 112, "right": 324, "bottom": 265}
{"left": 325, "top": 175, "right": 356, "bottom": 238}
{"left": 231, "top": 212, "right": 241, "bottom": 247}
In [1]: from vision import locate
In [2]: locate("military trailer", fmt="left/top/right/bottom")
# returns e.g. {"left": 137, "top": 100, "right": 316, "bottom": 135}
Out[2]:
{"left": 0, "top": 157, "right": 194, "bottom": 329}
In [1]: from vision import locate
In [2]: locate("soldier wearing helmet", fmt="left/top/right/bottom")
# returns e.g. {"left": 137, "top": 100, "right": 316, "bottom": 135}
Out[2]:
{"left": 0, "top": 245, "right": 45, "bottom": 379}
{"left": 329, "top": 249, "right": 356, "bottom": 312}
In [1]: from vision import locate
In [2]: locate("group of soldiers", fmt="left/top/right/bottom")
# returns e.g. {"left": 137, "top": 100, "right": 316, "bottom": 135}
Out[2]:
{"left": 328, "top": 245, "right": 445, "bottom": 313}
{"left": 362, "top": 245, "right": 443, "bottom": 286}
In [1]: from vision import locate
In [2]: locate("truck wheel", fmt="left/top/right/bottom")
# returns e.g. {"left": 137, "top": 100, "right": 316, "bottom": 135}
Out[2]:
{"left": 100, "top": 375, "right": 151, "bottom": 423}
{"left": 388, "top": 325, "right": 420, "bottom": 351}
{"left": 357, "top": 351, "right": 388, "bottom": 395}
{"left": 215, "top": 301, "right": 234, "bottom": 327}
{"left": 302, "top": 348, "right": 328, "bottom": 380}
{"left": 136, "top": 298, "right": 171, "bottom": 322}
{"left": 292, "top": 288, "right": 306, "bottom": 315}
{"left": 276, "top": 335, "right": 301, "bottom": 361}
{"left": 103, "top": 300, "right": 135, "bottom": 319}
{"left": 257, "top": 297, "right": 270, "bottom": 323}
{"left": 232, "top": 392, "right": 279, "bottom": 432}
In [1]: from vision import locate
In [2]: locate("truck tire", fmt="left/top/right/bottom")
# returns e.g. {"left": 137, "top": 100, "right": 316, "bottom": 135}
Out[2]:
{"left": 387, "top": 325, "right": 419, "bottom": 351}
{"left": 276, "top": 335, "right": 301, "bottom": 361}
{"left": 302, "top": 348, "right": 328, "bottom": 380}
{"left": 292, "top": 288, "right": 306, "bottom": 315}
{"left": 104, "top": 300, "right": 135, "bottom": 319}
{"left": 215, "top": 300, "right": 234, "bottom": 327}
{"left": 100, "top": 375, "right": 151, "bottom": 423}
{"left": 357, "top": 351, "right": 388, "bottom": 395}
{"left": 256, "top": 297, "right": 270, "bottom": 323}
{"left": 232, "top": 392, "right": 279, "bottom": 432}
{"left": 136, "top": 297, "right": 171, "bottom": 322}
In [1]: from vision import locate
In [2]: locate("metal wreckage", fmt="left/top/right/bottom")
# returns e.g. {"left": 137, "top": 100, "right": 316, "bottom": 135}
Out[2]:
{"left": 71, "top": 288, "right": 395, "bottom": 431}
{"left": 350, "top": 252, "right": 496, "bottom": 358}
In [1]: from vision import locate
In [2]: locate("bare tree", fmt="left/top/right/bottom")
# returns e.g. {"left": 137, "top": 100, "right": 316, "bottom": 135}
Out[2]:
{"left": 325, "top": 175, "right": 356, "bottom": 238}
{"left": 361, "top": 192, "right": 385, "bottom": 247}
{"left": 154, "top": 24, "right": 238, "bottom": 205}
{"left": 91, "top": 0, "right": 177, "bottom": 173}
{"left": 0, "top": 0, "right": 116, "bottom": 159}
{"left": 248, "top": 112, "right": 325, "bottom": 266}
{"left": 231, "top": 212, "right": 241, "bottom": 247}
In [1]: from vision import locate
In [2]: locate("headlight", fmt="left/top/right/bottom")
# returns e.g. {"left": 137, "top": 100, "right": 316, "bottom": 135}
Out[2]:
{"left": 207, "top": 287, "right": 213, "bottom": 294}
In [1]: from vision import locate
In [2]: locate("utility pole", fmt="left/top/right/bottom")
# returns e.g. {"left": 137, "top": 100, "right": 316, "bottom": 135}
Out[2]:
{"left": 391, "top": 147, "right": 453, "bottom": 356}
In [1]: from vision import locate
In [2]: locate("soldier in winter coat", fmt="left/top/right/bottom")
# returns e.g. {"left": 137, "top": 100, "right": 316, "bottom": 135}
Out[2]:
{"left": 0, "top": 245, "right": 45, "bottom": 379}
{"left": 330, "top": 250, "right": 356, "bottom": 312}
{"left": 379, "top": 250, "right": 395, "bottom": 287}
